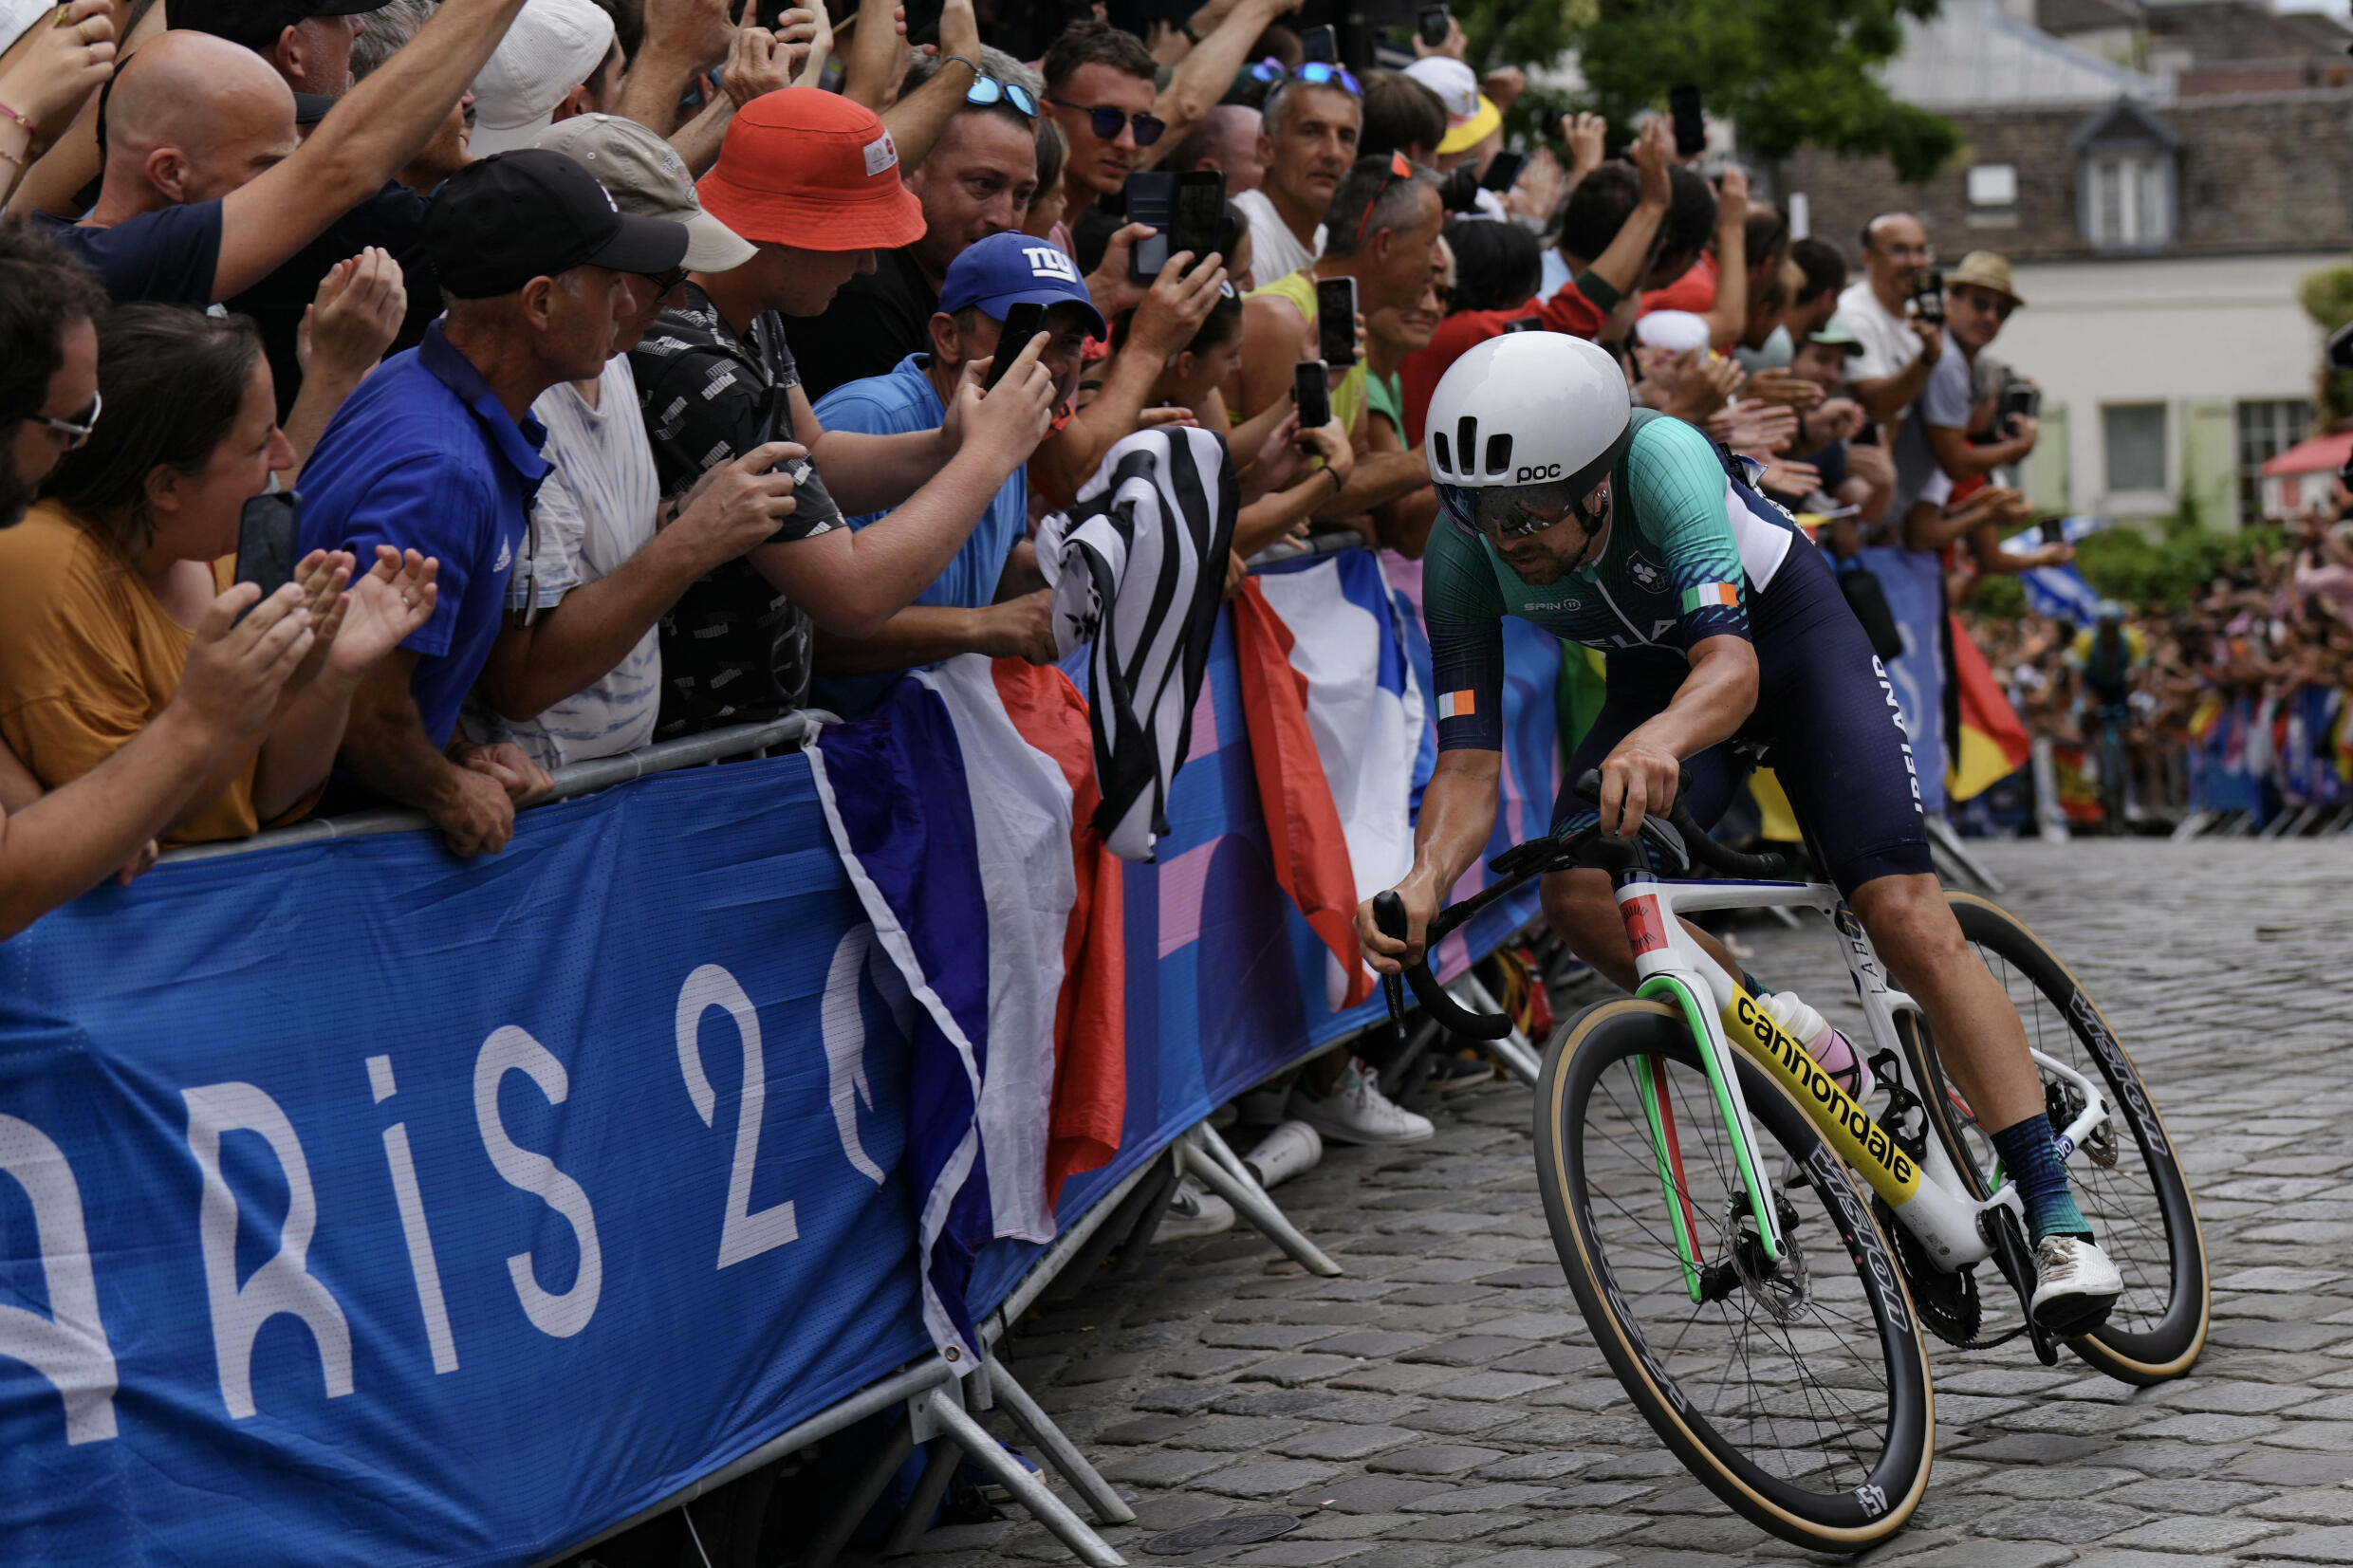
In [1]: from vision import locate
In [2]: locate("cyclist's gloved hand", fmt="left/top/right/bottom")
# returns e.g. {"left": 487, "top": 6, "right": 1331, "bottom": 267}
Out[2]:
{"left": 1599, "top": 739, "right": 1682, "bottom": 839}
{"left": 1356, "top": 877, "right": 1439, "bottom": 974}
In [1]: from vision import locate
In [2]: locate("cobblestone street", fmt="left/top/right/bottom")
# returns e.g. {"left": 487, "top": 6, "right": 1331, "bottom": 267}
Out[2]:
{"left": 897, "top": 841, "right": 2353, "bottom": 1568}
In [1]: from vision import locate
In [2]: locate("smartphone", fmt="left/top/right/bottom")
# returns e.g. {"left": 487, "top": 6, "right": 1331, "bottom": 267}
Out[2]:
{"left": 1851, "top": 421, "right": 1881, "bottom": 448}
{"left": 1417, "top": 5, "right": 1449, "bottom": 46}
{"left": 1301, "top": 23, "right": 1336, "bottom": 62}
{"left": 983, "top": 301, "right": 1045, "bottom": 392}
{"left": 1293, "top": 360, "right": 1330, "bottom": 433}
{"left": 1669, "top": 84, "right": 1705, "bottom": 159}
{"left": 2038, "top": 517, "right": 2066, "bottom": 545}
{"left": 1913, "top": 267, "right": 1946, "bottom": 326}
{"left": 1124, "top": 170, "right": 1176, "bottom": 282}
{"left": 1501, "top": 316, "right": 1546, "bottom": 334}
{"left": 233, "top": 490, "right": 300, "bottom": 619}
{"left": 1169, "top": 170, "right": 1226, "bottom": 266}
{"left": 1479, "top": 150, "right": 1526, "bottom": 194}
{"left": 1315, "top": 276, "right": 1358, "bottom": 367}
{"left": 2001, "top": 379, "right": 2041, "bottom": 423}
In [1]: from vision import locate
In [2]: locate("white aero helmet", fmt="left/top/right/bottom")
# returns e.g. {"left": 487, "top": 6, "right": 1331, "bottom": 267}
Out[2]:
{"left": 1426, "top": 331, "right": 1632, "bottom": 540}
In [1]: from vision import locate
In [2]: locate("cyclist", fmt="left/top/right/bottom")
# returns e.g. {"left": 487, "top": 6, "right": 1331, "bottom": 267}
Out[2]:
{"left": 2071, "top": 601, "right": 2148, "bottom": 824}
{"left": 2071, "top": 601, "right": 2148, "bottom": 709}
{"left": 1356, "top": 332, "right": 2122, "bottom": 1331}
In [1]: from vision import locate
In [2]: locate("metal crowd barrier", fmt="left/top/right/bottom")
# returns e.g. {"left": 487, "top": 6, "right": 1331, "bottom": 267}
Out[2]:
{"left": 158, "top": 711, "right": 829, "bottom": 865}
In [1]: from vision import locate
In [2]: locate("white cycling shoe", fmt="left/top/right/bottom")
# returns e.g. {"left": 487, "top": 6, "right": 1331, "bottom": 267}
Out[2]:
{"left": 2029, "top": 1233, "right": 2122, "bottom": 1334}
{"left": 1290, "top": 1061, "right": 1435, "bottom": 1146}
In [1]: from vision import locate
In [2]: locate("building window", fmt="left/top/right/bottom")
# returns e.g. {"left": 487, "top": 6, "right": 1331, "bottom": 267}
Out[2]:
{"left": 2084, "top": 152, "right": 2173, "bottom": 247}
{"left": 1967, "top": 163, "right": 2017, "bottom": 209}
{"left": 2104, "top": 403, "right": 2168, "bottom": 493}
{"left": 2238, "top": 398, "right": 2313, "bottom": 525}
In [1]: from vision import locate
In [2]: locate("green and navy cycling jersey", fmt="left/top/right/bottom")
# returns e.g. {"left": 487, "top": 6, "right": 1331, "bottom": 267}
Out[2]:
{"left": 1424, "top": 410, "right": 1798, "bottom": 752}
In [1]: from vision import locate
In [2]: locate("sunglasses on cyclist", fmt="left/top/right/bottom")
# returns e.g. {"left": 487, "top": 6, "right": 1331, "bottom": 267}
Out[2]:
{"left": 1047, "top": 98, "right": 1165, "bottom": 146}
{"left": 1436, "top": 476, "right": 1612, "bottom": 542}
{"left": 1249, "top": 58, "right": 1362, "bottom": 95}
{"left": 33, "top": 390, "right": 101, "bottom": 450}
{"left": 965, "top": 75, "right": 1037, "bottom": 118}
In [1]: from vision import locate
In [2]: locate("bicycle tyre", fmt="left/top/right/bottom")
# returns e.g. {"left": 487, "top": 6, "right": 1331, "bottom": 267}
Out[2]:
{"left": 1535, "top": 999, "right": 1934, "bottom": 1554}
{"left": 1938, "top": 894, "right": 2209, "bottom": 1384}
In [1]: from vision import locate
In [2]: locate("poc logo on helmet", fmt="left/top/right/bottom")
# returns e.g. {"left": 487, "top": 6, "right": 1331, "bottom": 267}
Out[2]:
{"left": 1516, "top": 463, "right": 1563, "bottom": 482}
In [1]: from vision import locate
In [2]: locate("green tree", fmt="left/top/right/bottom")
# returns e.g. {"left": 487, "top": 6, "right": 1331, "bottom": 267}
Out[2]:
{"left": 1450, "top": 0, "right": 1961, "bottom": 184}
{"left": 2297, "top": 262, "right": 2353, "bottom": 431}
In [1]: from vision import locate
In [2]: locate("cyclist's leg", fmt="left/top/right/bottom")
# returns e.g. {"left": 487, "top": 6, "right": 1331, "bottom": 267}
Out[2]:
{"left": 1762, "top": 564, "right": 2113, "bottom": 1304}
{"left": 1541, "top": 662, "right": 1746, "bottom": 990}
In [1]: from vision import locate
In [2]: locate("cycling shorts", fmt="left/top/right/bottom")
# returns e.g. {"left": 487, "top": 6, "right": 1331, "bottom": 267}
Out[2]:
{"left": 1552, "top": 536, "right": 1934, "bottom": 896}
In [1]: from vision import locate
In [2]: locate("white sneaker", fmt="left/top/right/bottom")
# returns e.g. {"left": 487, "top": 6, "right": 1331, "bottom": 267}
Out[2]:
{"left": 1288, "top": 1061, "right": 1435, "bottom": 1146}
{"left": 2029, "top": 1233, "right": 2122, "bottom": 1334}
{"left": 1156, "top": 1175, "right": 1234, "bottom": 1242}
{"left": 1244, "top": 1120, "right": 1324, "bottom": 1190}
{"left": 1757, "top": 990, "right": 1875, "bottom": 1101}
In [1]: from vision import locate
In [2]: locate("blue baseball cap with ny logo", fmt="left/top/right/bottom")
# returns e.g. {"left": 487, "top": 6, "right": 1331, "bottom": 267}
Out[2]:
{"left": 937, "top": 232, "right": 1107, "bottom": 337}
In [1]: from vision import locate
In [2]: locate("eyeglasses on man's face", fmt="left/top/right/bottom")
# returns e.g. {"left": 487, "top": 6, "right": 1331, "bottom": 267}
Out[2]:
{"left": 34, "top": 391, "right": 101, "bottom": 451}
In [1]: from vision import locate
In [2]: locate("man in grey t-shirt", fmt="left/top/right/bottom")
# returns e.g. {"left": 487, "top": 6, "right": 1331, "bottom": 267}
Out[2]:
{"left": 1888, "top": 250, "right": 2041, "bottom": 522}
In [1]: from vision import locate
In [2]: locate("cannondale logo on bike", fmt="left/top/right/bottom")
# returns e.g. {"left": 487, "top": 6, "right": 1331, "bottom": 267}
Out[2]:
{"left": 2066, "top": 988, "right": 2169, "bottom": 1156}
{"left": 1731, "top": 994, "right": 1918, "bottom": 1193}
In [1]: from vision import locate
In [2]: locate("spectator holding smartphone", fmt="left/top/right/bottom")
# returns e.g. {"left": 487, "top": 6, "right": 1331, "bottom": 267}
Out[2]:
{"left": 0, "top": 304, "right": 435, "bottom": 847}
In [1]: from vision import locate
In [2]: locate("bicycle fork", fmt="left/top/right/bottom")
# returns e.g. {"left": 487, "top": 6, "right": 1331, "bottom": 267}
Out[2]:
{"left": 1611, "top": 875, "right": 2030, "bottom": 1307}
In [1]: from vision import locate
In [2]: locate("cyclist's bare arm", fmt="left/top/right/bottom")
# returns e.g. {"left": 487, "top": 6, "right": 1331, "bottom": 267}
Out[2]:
{"left": 1594, "top": 635, "right": 1755, "bottom": 837}
{"left": 1355, "top": 748, "right": 1499, "bottom": 972}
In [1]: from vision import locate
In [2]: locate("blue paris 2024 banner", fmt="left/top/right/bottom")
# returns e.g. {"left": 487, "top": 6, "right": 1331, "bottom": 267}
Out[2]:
{"left": 0, "top": 557, "right": 1558, "bottom": 1566}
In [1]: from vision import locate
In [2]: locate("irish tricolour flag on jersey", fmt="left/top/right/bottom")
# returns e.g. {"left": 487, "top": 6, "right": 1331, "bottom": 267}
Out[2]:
{"left": 1681, "top": 581, "right": 1739, "bottom": 612}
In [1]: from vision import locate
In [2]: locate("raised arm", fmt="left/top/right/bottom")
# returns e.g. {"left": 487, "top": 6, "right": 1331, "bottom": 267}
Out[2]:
{"left": 838, "top": 0, "right": 905, "bottom": 111}
{"left": 878, "top": 0, "right": 977, "bottom": 168}
{"left": 1137, "top": 0, "right": 1297, "bottom": 171}
{"left": 214, "top": 0, "right": 532, "bottom": 299}
{"left": 1582, "top": 118, "right": 1673, "bottom": 303}
{"left": 1701, "top": 164, "right": 1750, "bottom": 355}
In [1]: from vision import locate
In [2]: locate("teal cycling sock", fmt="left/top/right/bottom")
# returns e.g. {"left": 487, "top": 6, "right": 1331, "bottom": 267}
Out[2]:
{"left": 1744, "top": 971, "right": 1772, "bottom": 997}
{"left": 1992, "top": 1114, "right": 2092, "bottom": 1243}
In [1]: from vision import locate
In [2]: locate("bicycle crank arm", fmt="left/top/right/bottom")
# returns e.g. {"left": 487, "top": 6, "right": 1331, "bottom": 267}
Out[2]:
{"left": 1980, "top": 1201, "right": 2060, "bottom": 1367}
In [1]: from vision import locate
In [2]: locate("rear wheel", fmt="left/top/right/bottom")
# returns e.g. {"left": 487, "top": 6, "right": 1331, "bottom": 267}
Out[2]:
{"left": 1918, "top": 895, "right": 2209, "bottom": 1384}
{"left": 1535, "top": 999, "right": 1934, "bottom": 1554}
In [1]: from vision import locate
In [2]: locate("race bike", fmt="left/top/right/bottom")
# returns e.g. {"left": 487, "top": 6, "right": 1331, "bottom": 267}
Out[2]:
{"left": 1375, "top": 773, "right": 2208, "bottom": 1553}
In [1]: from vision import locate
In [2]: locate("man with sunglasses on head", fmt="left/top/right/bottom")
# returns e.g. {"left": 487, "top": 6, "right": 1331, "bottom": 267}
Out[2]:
{"left": 785, "top": 48, "right": 1042, "bottom": 401}
{"left": 1232, "top": 59, "right": 1362, "bottom": 283}
{"left": 1358, "top": 330, "right": 2125, "bottom": 1335}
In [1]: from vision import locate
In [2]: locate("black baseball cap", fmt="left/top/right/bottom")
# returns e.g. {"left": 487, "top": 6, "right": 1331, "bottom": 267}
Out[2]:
{"left": 168, "top": 0, "right": 392, "bottom": 52}
{"left": 422, "top": 150, "right": 691, "bottom": 299}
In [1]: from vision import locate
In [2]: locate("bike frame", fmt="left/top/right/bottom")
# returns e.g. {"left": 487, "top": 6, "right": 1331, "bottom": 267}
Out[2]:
{"left": 1614, "top": 867, "right": 2114, "bottom": 1300}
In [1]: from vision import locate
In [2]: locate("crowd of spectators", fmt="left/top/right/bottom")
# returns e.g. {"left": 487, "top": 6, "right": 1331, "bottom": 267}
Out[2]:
{"left": 0, "top": 0, "right": 2121, "bottom": 1142}
{"left": 1970, "top": 507, "right": 2353, "bottom": 828}
{"left": 2, "top": 0, "right": 2242, "bottom": 1548}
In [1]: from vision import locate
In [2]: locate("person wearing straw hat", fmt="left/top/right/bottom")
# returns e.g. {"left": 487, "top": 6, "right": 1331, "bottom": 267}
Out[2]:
{"left": 1888, "top": 249, "right": 2039, "bottom": 528}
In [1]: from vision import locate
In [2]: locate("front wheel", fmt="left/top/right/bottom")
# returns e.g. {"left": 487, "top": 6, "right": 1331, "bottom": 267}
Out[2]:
{"left": 1534, "top": 999, "right": 1935, "bottom": 1555}
{"left": 1924, "top": 895, "right": 2210, "bottom": 1384}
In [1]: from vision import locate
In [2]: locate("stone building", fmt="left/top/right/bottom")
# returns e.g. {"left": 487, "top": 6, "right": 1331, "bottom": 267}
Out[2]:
{"left": 1782, "top": 0, "right": 2350, "bottom": 526}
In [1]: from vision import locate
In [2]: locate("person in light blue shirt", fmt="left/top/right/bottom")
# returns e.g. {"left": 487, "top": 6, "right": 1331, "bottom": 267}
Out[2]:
{"left": 809, "top": 231, "right": 1102, "bottom": 716}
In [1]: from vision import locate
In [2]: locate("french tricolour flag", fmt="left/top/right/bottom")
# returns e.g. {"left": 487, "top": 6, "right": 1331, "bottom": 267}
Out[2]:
{"left": 808, "top": 655, "right": 1124, "bottom": 1366}
{"left": 1235, "top": 550, "right": 1420, "bottom": 1010}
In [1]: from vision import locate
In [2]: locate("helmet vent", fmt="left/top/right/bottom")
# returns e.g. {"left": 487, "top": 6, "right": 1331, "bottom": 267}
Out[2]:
{"left": 1456, "top": 416, "right": 1478, "bottom": 478}
{"left": 1431, "top": 432, "right": 1452, "bottom": 474}
{"left": 1484, "top": 434, "right": 1512, "bottom": 477}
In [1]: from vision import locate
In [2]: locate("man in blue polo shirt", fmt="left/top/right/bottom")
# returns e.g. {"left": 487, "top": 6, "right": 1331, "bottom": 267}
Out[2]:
{"left": 299, "top": 149, "right": 696, "bottom": 856}
{"left": 807, "top": 231, "right": 1102, "bottom": 716}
